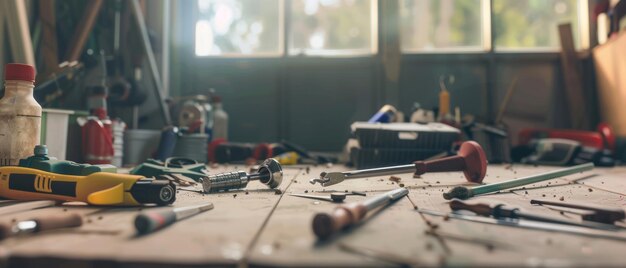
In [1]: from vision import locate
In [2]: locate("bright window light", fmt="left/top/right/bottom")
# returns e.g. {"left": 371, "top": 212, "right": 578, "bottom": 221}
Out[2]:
{"left": 195, "top": 0, "right": 283, "bottom": 56}
{"left": 289, "top": 0, "right": 378, "bottom": 56}
{"left": 400, "top": 0, "right": 485, "bottom": 52}
{"left": 493, "top": 0, "right": 582, "bottom": 50}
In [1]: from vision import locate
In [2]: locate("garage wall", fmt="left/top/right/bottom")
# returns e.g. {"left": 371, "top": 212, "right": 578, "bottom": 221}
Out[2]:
{"left": 169, "top": 1, "right": 596, "bottom": 152}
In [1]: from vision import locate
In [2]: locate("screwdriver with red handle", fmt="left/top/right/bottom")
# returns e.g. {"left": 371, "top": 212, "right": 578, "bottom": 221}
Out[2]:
{"left": 134, "top": 202, "right": 214, "bottom": 235}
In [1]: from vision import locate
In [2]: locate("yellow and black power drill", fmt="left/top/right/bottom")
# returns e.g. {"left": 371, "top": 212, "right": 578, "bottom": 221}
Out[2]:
{"left": 0, "top": 146, "right": 175, "bottom": 206}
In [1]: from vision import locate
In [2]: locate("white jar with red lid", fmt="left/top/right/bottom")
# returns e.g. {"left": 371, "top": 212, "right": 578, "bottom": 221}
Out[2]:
{"left": 0, "top": 63, "right": 42, "bottom": 166}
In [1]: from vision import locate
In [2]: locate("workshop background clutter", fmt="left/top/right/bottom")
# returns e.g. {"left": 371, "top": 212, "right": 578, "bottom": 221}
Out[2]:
{"left": 0, "top": 0, "right": 626, "bottom": 267}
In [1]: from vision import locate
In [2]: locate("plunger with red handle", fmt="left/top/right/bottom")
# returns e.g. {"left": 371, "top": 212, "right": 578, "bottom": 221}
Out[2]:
{"left": 309, "top": 141, "right": 488, "bottom": 187}
{"left": 414, "top": 141, "right": 487, "bottom": 183}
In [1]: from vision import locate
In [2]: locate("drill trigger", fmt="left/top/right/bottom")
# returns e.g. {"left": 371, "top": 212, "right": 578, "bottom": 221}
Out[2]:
{"left": 87, "top": 183, "right": 125, "bottom": 205}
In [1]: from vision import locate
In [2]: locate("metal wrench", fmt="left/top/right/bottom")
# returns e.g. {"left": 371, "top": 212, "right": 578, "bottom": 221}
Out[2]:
{"left": 309, "top": 165, "right": 416, "bottom": 187}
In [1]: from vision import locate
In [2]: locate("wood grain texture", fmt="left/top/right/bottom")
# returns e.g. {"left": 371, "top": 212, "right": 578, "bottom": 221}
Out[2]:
{"left": 0, "top": 164, "right": 625, "bottom": 267}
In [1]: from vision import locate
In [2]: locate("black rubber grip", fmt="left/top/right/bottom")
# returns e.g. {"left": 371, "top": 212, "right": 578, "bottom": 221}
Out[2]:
{"left": 134, "top": 210, "right": 177, "bottom": 234}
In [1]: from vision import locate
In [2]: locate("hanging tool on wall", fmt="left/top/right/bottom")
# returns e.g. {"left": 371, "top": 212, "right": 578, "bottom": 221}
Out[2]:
{"left": 312, "top": 187, "right": 408, "bottom": 239}
{"left": 0, "top": 146, "right": 176, "bottom": 206}
{"left": 129, "top": 0, "right": 171, "bottom": 126}
{"left": 443, "top": 163, "right": 594, "bottom": 200}
{"left": 450, "top": 199, "right": 619, "bottom": 230}
{"left": 530, "top": 199, "right": 625, "bottom": 224}
{"left": 202, "top": 158, "right": 282, "bottom": 192}
{"left": 0, "top": 213, "right": 83, "bottom": 240}
{"left": 135, "top": 202, "right": 213, "bottom": 235}
{"left": 310, "top": 141, "right": 487, "bottom": 187}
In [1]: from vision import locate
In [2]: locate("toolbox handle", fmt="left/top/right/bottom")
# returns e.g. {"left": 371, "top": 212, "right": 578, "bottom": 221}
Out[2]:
{"left": 397, "top": 132, "right": 418, "bottom": 140}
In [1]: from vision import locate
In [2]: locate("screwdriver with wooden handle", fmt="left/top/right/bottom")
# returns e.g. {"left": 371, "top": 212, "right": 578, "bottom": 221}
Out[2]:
{"left": 134, "top": 202, "right": 214, "bottom": 235}
{"left": 0, "top": 213, "right": 83, "bottom": 240}
{"left": 312, "top": 188, "right": 409, "bottom": 239}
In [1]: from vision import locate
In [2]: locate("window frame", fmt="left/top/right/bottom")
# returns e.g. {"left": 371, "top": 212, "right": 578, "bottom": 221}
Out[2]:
{"left": 191, "top": 0, "right": 591, "bottom": 58}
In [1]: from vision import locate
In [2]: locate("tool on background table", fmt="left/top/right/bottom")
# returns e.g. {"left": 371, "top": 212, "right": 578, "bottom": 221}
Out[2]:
{"left": 311, "top": 141, "right": 487, "bottom": 187}
{"left": 312, "top": 187, "right": 409, "bottom": 239}
{"left": 450, "top": 199, "right": 618, "bottom": 230}
{"left": 178, "top": 95, "right": 212, "bottom": 134}
{"left": 209, "top": 141, "right": 256, "bottom": 163}
{"left": 135, "top": 202, "right": 214, "bottom": 235}
{"left": 275, "top": 152, "right": 300, "bottom": 165}
{"left": 202, "top": 158, "right": 282, "bottom": 192}
{"left": 530, "top": 199, "right": 625, "bottom": 224}
{"left": 0, "top": 213, "right": 82, "bottom": 240}
{"left": 368, "top": 104, "right": 400, "bottom": 123}
{"left": 418, "top": 208, "right": 626, "bottom": 242}
{"left": 153, "top": 126, "right": 180, "bottom": 161}
{"left": 515, "top": 138, "right": 615, "bottom": 167}
{"left": 443, "top": 163, "right": 594, "bottom": 200}
{"left": 281, "top": 140, "right": 335, "bottom": 164}
{"left": 518, "top": 123, "right": 616, "bottom": 153}
{"left": 130, "top": 157, "right": 207, "bottom": 182}
{"left": 438, "top": 75, "right": 453, "bottom": 121}
{"left": 80, "top": 50, "right": 115, "bottom": 165}
{"left": 290, "top": 193, "right": 348, "bottom": 203}
{"left": 0, "top": 200, "right": 57, "bottom": 215}
{"left": 0, "top": 146, "right": 176, "bottom": 206}
{"left": 465, "top": 122, "right": 511, "bottom": 164}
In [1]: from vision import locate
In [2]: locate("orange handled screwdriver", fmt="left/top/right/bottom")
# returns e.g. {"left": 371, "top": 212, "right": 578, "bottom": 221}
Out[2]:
{"left": 312, "top": 187, "right": 408, "bottom": 239}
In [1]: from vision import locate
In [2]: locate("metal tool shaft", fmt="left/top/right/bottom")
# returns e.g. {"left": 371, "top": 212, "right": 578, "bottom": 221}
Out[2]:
{"left": 173, "top": 203, "right": 214, "bottom": 220}
{"left": 342, "top": 164, "right": 415, "bottom": 180}
{"left": 418, "top": 209, "right": 626, "bottom": 242}
{"left": 363, "top": 187, "right": 409, "bottom": 211}
{"left": 510, "top": 209, "right": 617, "bottom": 230}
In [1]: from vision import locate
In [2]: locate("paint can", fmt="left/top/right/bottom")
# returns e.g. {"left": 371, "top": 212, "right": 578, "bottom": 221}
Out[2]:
{"left": 173, "top": 133, "right": 209, "bottom": 163}
{"left": 123, "top": 129, "right": 161, "bottom": 166}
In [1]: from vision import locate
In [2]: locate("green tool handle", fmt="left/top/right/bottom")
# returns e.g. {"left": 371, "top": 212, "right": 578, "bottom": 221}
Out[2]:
{"left": 472, "top": 163, "right": 594, "bottom": 196}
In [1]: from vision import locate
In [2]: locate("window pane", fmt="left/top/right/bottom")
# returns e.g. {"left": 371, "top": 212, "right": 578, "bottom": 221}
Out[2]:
{"left": 400, "top": 0, "right": 484, "bottom": 51}
{"left": 493, "top": 0, "right": 580, "bottom": 49}
{"left": 289, "top": 0, "right": 376, "bottom": 55}
{"left": 195, "top": 0, "right": 282, "bottom": 56}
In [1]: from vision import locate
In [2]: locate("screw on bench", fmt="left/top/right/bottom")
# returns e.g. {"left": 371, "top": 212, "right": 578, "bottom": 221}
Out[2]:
{"left": 202, "top": 158, "right": 283, "bottom": 193}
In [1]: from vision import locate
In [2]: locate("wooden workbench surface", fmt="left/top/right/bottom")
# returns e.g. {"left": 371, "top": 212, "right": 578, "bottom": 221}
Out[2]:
{"left": 1, "top": 163, "right": 626, "bottom": 267}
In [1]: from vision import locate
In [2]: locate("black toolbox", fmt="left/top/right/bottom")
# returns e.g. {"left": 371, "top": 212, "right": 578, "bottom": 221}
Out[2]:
{"left": 349, "top": 122, "right": 460, "bottom": 168}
